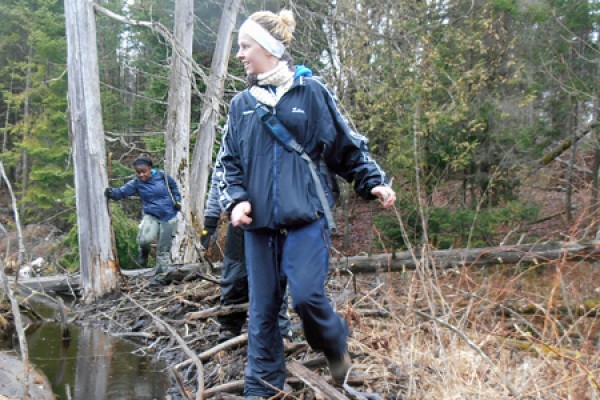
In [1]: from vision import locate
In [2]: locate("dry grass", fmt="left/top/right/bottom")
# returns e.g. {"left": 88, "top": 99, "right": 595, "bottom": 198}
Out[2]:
{"left": 334, "top": 249, "right": 600, "bottom": 400}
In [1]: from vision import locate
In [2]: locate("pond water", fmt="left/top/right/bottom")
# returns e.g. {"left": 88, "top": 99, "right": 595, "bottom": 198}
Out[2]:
{"left": 1, "top": 323, "right": 170, "bottom": 400}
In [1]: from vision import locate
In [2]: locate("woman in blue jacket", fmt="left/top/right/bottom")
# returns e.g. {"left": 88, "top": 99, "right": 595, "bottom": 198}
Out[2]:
{"left": 218, "top": 10, "right": 396, "bottom": 399}
{"left": 105, "top": 155, "right": 181, "bottom": 275}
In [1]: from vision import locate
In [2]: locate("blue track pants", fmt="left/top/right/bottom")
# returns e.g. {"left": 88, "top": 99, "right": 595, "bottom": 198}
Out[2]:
{"left": 243, "top": 218, "right": 348, "bottom": 398}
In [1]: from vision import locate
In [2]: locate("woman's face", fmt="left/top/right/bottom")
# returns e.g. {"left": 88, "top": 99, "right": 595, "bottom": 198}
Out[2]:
{"left": 135, "top": 165, "right": 152, "bottom": 182}
{"left": 236, "top": 33, "right": 279, "bottom": 75}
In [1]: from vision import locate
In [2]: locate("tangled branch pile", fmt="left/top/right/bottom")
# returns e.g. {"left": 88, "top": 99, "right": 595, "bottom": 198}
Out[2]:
{"left": 71, "top": 253, "right": 600, "bottom": 399}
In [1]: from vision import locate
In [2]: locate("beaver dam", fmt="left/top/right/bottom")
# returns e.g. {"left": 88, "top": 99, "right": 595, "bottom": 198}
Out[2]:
{"left": 3, "top": 241, "right": 600, "bottom": 399}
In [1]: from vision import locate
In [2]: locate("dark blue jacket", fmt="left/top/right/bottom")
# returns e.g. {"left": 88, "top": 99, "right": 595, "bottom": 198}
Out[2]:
{"left": 110, "top": 170, "right": 181, "bottom": 222}
{"left": 204, "top": 66, "right": 316, "bottom": 222}
{"left": 219, "top": 74, "right": 388, "bottom": 231}
{"left": 204, "top": 148, "right": 226, "bottom": 220}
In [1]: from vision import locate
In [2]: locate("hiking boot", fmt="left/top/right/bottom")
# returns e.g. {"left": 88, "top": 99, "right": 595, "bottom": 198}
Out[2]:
{"left": 148, "top": 274, "right": 167, "bottom": 287}
{"left": 137, "top": 247, "right": 150, "bottom": 268}
{"left": 327, "top": 351, "right": 351, "bottom": 384}
{"left": 137, "top": 253, "right": 148, "bottom": 268}
{"left": 218, "top": 330, "right": 239, "bottom": 343}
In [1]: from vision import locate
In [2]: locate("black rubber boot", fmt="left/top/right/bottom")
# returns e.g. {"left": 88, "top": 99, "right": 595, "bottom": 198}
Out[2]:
{"left": 137, "top": 246, "right": 150, "bottom": 268}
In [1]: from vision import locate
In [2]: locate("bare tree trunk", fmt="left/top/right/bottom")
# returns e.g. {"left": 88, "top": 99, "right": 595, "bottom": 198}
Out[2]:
{"left": 17, "top": 47, "right": 34, "bottom": 202}
{"left": 566, "top": 101, "right": 578, "bottom": 223}
{"left": 2, "top": 66, "right": 14, "bottom": 155}
{"left": 591, "top": 148, "right": 600, "bottom": 220}
{"left": 65, "top": 0, "right": 119, "bottom": 303}
{"left": 165, "top": 0, "right": 194, "bottom": 264}
{"left": 189, "top": 0, "right": 241, "bottom": 242}
{"left": 0, "top": 161, "right": 25, "bottom": 268}
{"left": 0, "top": 161, "right": 31, "bottom": 399}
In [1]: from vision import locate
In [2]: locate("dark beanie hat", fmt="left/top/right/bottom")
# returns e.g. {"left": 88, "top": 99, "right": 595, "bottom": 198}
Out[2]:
{"left": 133, "top": 155, "right": 153, "bottom": 167}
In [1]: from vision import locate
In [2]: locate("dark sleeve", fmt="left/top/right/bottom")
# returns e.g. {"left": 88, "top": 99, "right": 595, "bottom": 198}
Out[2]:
{"left": 110, "top": 178, "right": 139, "bottom": 200}
{"left": 218, "top": 112, "right": 250, "bottom": 212}
{"left": 203, "top": 146, "right": 225, "bottom": 219}
{"left": 317, "top": 82, "right": 388, "bottom": 200}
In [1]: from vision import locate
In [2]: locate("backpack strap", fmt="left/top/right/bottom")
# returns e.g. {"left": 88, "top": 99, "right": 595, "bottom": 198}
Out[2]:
{"left": 241, "top": 90, "right": 338, "bottom": 234}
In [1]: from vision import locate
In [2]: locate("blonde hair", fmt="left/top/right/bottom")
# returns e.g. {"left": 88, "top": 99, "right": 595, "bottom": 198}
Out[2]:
{"left": 249, "top": 10, "right": 295, "bottom": 46}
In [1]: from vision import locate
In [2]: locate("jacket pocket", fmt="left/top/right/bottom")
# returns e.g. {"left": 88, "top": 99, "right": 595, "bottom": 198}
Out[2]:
{"left": 275, "top": 152, "right": 320, "bottom": 228}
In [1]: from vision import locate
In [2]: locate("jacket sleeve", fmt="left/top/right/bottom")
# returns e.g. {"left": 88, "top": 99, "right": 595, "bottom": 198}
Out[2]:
{"left": 166, "top": 174, "right": 181, "bottom": 202}
{"left": 203, "top": 147, "right": 225, "bottom": 219}
{"left": 317, "top": 82, "right": 388, "bottom": 200}
{"left": 110, "top": 178, "right": 139, "bottom": 200}
{"left": 218, "top": 113, "right": 250, "bottom": 212}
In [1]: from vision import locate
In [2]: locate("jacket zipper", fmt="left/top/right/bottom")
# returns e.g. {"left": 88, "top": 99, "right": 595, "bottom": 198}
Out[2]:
{"left": 273, "top": 140, "right": 279, "bottom": 225}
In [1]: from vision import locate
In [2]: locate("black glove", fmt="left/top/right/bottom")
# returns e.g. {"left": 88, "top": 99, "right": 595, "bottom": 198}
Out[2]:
{"left": 174, "top": 201, "right": 181, "bottom": 211}
{"left": 104, "top": 188, "right": 114, "bottom": 199}
{"left": 201, "top": 216, "right": 219, "bottom": 249}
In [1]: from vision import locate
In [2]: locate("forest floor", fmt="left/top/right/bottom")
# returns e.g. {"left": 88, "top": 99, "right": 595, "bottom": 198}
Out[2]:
{"left": 2, "top": 156, "right": 600, "bottom": 399}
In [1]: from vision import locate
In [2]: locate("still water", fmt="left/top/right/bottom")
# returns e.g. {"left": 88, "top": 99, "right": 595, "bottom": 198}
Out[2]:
{"left": 1, "top": 323, "right": 169, "bottom": 399}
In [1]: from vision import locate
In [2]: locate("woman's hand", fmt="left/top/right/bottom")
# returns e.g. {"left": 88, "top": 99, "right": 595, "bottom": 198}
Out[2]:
{"left": 231, "top": 201, "right": 253, "bottom": 227}
{"left": 371, "top": 185, "right": 396, "bottom": 208}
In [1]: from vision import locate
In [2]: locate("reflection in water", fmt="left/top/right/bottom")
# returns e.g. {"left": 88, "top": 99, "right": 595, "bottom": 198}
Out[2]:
{"left": 20, "top": 323, "right": 169, "bottom": 400}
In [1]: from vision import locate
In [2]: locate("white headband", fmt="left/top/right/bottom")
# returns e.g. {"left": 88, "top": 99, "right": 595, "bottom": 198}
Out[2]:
{"left": 239, "top": 19, "right": 285, "bottom": 58}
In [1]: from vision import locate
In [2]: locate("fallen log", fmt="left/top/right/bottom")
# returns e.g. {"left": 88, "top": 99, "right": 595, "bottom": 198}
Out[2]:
{"left": 331, "top": 240, "right": 600, "bottom": 272}
{"left": 5, "top": 240, "right": 600, "bottom": 297}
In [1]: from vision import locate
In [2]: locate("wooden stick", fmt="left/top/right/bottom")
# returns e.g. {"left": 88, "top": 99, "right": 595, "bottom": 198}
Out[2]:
{"left": 125, "top": 294, "right": 205, "bottom": 400}
{"left": 186, "top": 303, "right": 249, "bottom": 320}
{"left": 57, "top": 296, "right": 71, "bottom": 340}
{"left": 175, "top": 333, "right": 249, "bottom": 370}
{"left": 287, "top": 361, "right": 350, "bottom": 400}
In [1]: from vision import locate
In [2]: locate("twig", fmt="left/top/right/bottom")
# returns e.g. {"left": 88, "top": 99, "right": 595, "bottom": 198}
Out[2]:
{"left": 170, "top": 367, "right": 192, "bottom": 400}
{"left": 175, "top": 333, "right": 249, "bottom": 370}
{"left": 186, "top": 303, "right": 249, "bottom": 320}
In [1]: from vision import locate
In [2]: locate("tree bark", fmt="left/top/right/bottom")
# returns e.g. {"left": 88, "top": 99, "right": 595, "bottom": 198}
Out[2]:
{"left": 591, "top": 148, "right": 600, "bottom": 236}
{"left": 165, "top": 0, "right": 194, "bottom": 264}
{"left": 65, "top": 0, "right": 119, "bottom": 303}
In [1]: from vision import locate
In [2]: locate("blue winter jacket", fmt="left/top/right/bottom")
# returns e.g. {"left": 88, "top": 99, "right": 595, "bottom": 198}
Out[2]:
{"left": 204, "top": 66, "right": 316, "bottom": 222}
{"left": 218, "top": 71, "right": 388, "bottom": 231}
{"left": 110, "top": 170, "right": 181, "bottom": 222}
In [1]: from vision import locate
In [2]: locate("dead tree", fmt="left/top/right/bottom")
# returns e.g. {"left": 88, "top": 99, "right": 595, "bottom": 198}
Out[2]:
{"left": 189, "top": 0, "right": 242, "bottom": 234}
{"left": 91, "top": 1, "right": 242, "bottom": 263}
{"left": 65, "top": 0, "right": 119, "bottom": 303}
{"left": 165, "top": 0, "right": 194, "bottom": 263}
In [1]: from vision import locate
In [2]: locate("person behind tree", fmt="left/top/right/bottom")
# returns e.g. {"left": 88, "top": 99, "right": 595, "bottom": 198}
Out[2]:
{"left": 105, "top": 155, "right": 181, "bottom": 275}
{"left": 218, "top": 9, "right": 397, "bottom": 399}
{"left": 202, "top": 151, "right": 291, "bottom": 343}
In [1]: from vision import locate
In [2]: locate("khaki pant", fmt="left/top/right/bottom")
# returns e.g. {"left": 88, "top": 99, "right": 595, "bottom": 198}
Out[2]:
{"left": 137, "top": 214, "right": 177, "bottom": 273}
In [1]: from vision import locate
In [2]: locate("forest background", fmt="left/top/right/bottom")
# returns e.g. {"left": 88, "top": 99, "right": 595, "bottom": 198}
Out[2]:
{"left": 0, "top": 0, "right": 600, "bottom": 399}
{"left": 0, "top": 0, "right": 597, "bottom": 263}
{"left": 1, "top": 0, "right": 599, "bottom": 269}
